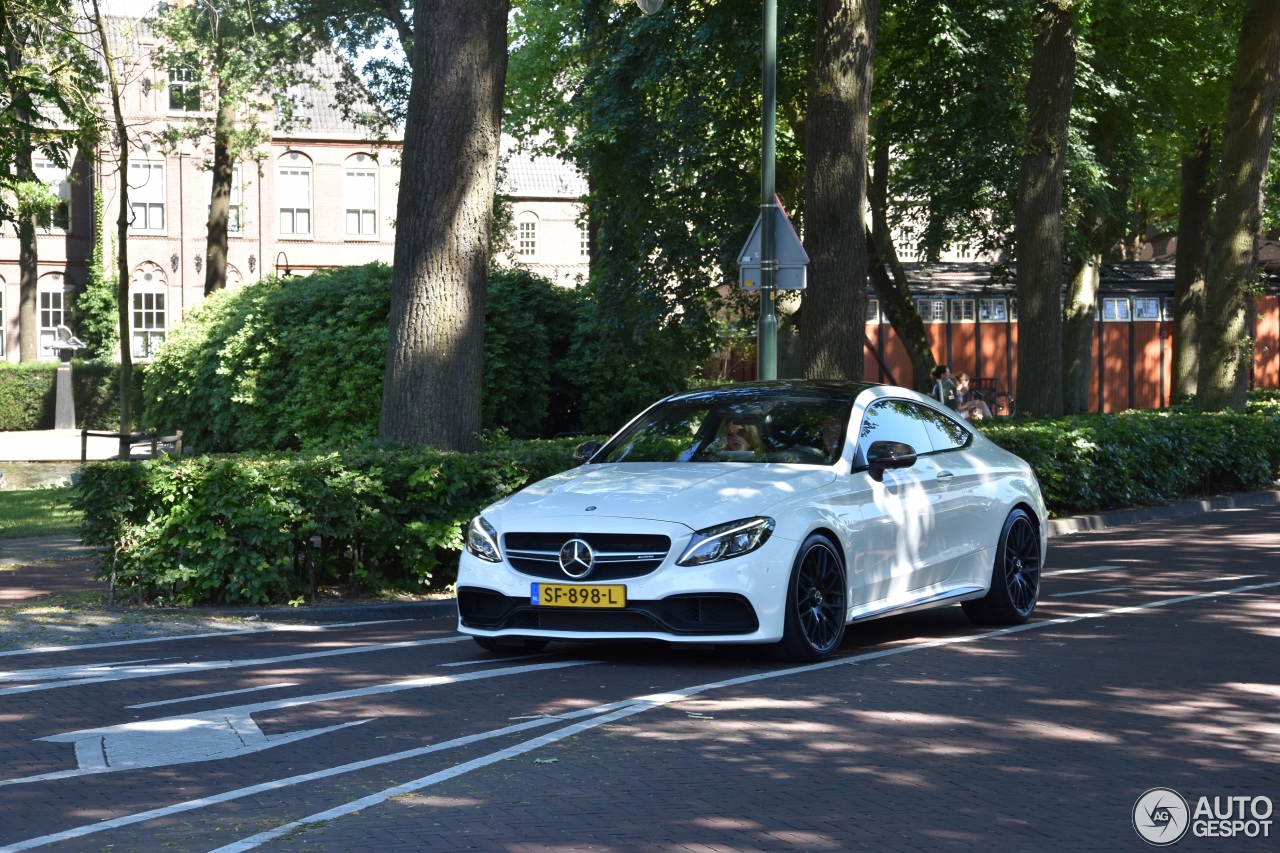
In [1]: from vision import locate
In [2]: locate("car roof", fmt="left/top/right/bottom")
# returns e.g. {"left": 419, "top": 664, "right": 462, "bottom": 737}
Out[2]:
{"left": 663, "top": 380, "right": 879, "bottom": 406}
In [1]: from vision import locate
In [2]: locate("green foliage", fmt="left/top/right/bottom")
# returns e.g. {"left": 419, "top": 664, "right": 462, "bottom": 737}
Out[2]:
{"left": 143, "top": 265, "right": 393, "bottom": 453}
{"left": 979, "top": 406, "right": 1280, "bottom": 515}
{"left": 0, "top": 2, "right": 102, "bottom": 223}
{"left": 0, "top": 488, "right": 79, "bottom": 539}
{"left": 76, "top": 190, "right": 120, "bottom": 361}
{"left": 506, "top": 0, "right": 812, "bottom": 394}
{"left": 483, "top": 269, "right": 581, "bottom": 436}
{"left": 140, "top": 263, "right": 660, "bottom": 449}
{"left": 0, "top": 362, "right": 139, "bottom": 430}
{"left": 72, "top": 438, "right": 586, "bottom": 605}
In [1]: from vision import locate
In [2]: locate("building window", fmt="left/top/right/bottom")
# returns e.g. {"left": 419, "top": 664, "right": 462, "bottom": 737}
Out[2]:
{"left": 517, "top": 219, "right": 538, "bottom": 257}
{"left": 203, "top": 163, "right": 243, "bottom": 233}
{"left": 131, "top": 285, "right": 167, "bottom": 359}
{"left": 915, "top": 298, "right": 947, "bottom": 323}
{"left": 1133, "top": 297, "right": 1161, "bottom": 321}
{"left": 866, "top": 298, "right": 880, "bottom": 322}
{"left": 580, "top": 223, "right": 589, "bottom": 257}
{"left": 168, "top": 67, "right": 200, "bottom": 112}
{"left": 1163, "top": 297, "right": 1176, "bottom": 321}
{"left": 979, "top": 297, "right": 1008, "bottom": 322}
{"left": 950, "top": 299, "right": 976, "bottom": 323}
{"left": 32, "top": 160, "right": 71, "bottom": 232}
{"left": 129, "top": 160, "right": 166, "bottom": 232}
{"left": 344, "top": 168, "right": 377, "bottom": 236}
{"left": 37, "top": 274, "right": 69, "bottom": 358}
{"left": 0, "top": 288, "right": 5, "bottom": 357}
{"left": 1102, "top": 297, "right": 1131, "bottom": 322}
{"left": 277, "top": 163, "right": 312, "bottom": 237}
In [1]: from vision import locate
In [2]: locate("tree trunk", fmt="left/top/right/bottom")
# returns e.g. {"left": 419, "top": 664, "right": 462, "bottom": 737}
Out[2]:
{"left": 205, "top": 63, "right": 234, "bottom": 296}
{"left": 90, "top": 0, "right": 135, "bottom": 442}
{"left": 1062, "top": 249, "right": 1099, "bottom": 414}
{"left": 378, "top": 0, "right": 509, "bottom": 450}
{"left": 800, "top": 0, "right": 877, "bottom": 381}
{"left": 1172, "top": 125, "right": 1213, "bottom": 401}
{"left": 1013, "top": 0, "right": 1076, "bottom": 419}
{"left": 6, "top": 37, "right": 39, "bottom": 362}
{"left": 1197, "top": 0, "right": 1280, "bottom": 413}
{"left": 868, "top": 119, "right": 935, "bottom": 391}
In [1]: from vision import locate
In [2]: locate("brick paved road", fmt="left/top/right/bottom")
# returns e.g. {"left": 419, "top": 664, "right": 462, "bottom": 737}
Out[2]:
{"left": 1, "top": 504, "right": 1277, "bottom": 852}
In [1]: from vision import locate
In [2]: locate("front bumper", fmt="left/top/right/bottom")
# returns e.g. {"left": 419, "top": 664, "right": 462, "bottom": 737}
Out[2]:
{"left": 455, "top": 529, "right": 798, "bottom": 645}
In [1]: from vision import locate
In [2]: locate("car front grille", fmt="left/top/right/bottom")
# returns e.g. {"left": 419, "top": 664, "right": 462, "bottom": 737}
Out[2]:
{"left": 502, "top": 532, "right": 672, "bottom": 581}
{"left": 457, "top": 587, "right": 758, "bottom": 636}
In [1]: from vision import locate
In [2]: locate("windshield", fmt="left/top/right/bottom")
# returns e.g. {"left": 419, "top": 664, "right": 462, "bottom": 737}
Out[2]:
{"left": 599, "top": 392, "right": 854, "bottom": 465}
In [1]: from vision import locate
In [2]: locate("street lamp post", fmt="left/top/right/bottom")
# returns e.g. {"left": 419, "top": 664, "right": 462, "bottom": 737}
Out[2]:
{"left": 637, "top": 0, "right": 779, "bottom": 380}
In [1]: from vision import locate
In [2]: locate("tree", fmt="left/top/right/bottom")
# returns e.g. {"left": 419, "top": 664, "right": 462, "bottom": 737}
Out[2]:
{"left": 505, "top": 0, "right": 812, "bottom": 423}
{"left": 86, "top": 0, "right": 137, "bottom": 445}
{"left": 799, "top": 0, "right": 877, "bottom": 381}
{"left": 378, "top": 0, "right": 509, "bottom": 450}
{"left": 1, "top": 0, "right": 100, "bottom": 361}
{"left": 1013, "top": 0, "right": 1076, "bottom": 419}
{"left": 868, "top": 0, "right": 1032, "bottom": 389}
{"left": 151, "top": 0, "right": 319, "bottom": 296}
{"left": 1196, "top": 0, "right": 1280, "bottom": 412}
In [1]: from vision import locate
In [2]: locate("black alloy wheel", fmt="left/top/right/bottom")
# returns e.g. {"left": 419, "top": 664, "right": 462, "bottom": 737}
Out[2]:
{"left": 962, "top": 508, "right": 1042, "bottom": 625}
{"left": 778, "top": 534, "right": 847, "bottom": 662}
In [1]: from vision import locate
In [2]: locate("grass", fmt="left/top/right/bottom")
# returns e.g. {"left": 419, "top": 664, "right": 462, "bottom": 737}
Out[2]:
{"left": 0, "top": 487, "right": 80, "bottom": 539}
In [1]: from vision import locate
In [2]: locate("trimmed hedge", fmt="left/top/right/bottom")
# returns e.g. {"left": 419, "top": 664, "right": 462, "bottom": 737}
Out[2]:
{"left": 72, "top": 405, "right": 1280, "bottom": 607}
{"left": 976, "top": 407, "right": 1280, "bottom": 514}
{"left": 0, "top": 361, "right": 143, "bottom": 431}
{"left": 73, "top": 438, "right": 588, "bottom": 605}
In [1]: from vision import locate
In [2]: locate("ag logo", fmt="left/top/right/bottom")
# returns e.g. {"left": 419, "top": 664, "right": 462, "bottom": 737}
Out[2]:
{"left": 1134, "top": 787, "right": 1190, "bottom": 845}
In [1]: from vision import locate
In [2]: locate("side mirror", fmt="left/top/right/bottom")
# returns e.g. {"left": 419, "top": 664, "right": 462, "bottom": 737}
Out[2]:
{"left": 572, "top": 440, "right": 603, "bottom": 466}
{"left": 866, "top": 440, "right": 917, "bottom": 482}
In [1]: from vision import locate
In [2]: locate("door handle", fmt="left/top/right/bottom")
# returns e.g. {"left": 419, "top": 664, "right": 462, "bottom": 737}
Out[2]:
{"left": 935, "top": 470, "right": 955, "bottom": 480}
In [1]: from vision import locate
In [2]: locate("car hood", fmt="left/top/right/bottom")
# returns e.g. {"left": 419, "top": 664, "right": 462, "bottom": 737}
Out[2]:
{"left": 489, "top": 462, "right": 837, "bottom": 531}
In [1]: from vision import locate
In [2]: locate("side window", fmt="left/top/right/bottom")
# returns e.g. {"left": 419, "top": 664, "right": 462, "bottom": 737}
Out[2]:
{"left": 855, "top": 400, "right": 933, "bottom": 463}
{"left": 918, "top": 405, "right": 970, "bottom": 452}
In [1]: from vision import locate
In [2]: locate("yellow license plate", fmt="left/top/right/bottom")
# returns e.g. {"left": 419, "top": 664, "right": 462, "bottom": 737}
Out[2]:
{"left": 532, "top": 583, "right": 627, "bottom": 608}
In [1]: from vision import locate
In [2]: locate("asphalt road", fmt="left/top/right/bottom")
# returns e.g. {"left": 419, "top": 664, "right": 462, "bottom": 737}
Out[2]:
{"left": 1, "top": 504, "right": 1278, "bottom": 852}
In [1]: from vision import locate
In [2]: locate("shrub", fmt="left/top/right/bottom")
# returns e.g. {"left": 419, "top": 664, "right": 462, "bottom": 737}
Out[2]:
{"left": 0, "top": 361, "right": 141, "bottom": 431}
{"left": 73, "top": 437, "right": 589, "bottom": 605}
{"left": 143, "top": 266, "right": 393, "bottom": 452}
{"left": 978, "top": 407, "right": 1280, "bottom": 514}
{"left": 142, "top": 264, "right": 592, "bottom": 451}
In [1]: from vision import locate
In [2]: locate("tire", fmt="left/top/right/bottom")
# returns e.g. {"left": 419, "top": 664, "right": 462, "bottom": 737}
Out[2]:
{"left": 473, "top": 636, "right": 550, "bottom": 655}
{"left": 962, "top": 508, "right": 1041, "bottom": 626}
{"left": 777, "top": 534, "right": 847, "bottom": 662}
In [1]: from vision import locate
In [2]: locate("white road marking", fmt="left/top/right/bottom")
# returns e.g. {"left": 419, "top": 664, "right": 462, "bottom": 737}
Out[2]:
{"left": 6, "top": 578, "right": 1278, "bottom": 853}
{"left": 1042, "top": 566, "right": 1122, "bottom": 577}
{"left": 0, "top": 660, "right": 594, "bottom": 787}
{"left": 1048, "top": 587, "right": 1131, "bottom": 598}
{"left": 1193, "top": 575, "right": 1261, "bottom": 583}
{"left": 127, "top": 682, "right": 298, "bottom": 709}
{"left": 0, "top": 620, "right": 416, "bottom": 659}
{"left": 0, "top": 636, "right": 469, "bottom": 697}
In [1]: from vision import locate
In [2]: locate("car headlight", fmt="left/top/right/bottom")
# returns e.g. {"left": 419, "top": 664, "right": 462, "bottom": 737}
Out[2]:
{"left": 465, "top": 515, "right": 502, "bottom": 563}
{"left": 677, "top": 517, "right": 775, "bottom": 567}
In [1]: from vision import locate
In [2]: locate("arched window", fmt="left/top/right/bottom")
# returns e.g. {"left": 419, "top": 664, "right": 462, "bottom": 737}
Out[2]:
{"left": 517, "top": 212, "right": 539, "bottom": 258}
{"left": 344, "top": 153, "right": 377, "bottom": 237}
{"left": 130, "top": 262, "right": 169, "bottom": 360}
{"left": 37, "top": 272, "right": 70, "bottom": 359}
{"left": 277, "top": 151, "right": 313, "bottom": 237}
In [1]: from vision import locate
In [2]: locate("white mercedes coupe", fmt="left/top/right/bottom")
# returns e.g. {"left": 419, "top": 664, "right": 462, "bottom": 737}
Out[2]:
{"left": 457, "top": 381, "right": 1047, "bottom": 661}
